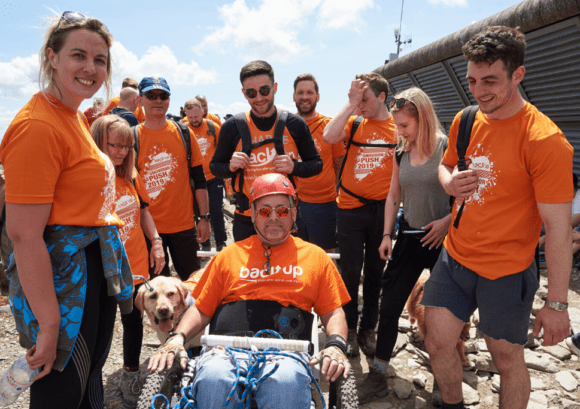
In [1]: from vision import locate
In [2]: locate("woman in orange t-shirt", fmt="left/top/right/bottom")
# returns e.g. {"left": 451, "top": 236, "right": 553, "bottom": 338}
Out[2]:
{"left": 91, "top": 115, "right": 164, "bottom": 404}
{"left": 0, "top": 12, "right": 134, "bottom": 408}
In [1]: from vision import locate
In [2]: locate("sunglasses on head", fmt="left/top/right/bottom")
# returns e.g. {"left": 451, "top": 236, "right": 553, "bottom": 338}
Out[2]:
{"left": 48, "top": 11, "right": 88, "bottom": 42}
{"left": 257, "top": 205, "right": 290, "bottom": 219}
{"left": 143, "top": 92, "right": 170, "bottom": 101}
{"left": 244, "top": 85, "right": 272, "bottom": 99}
{"left": 389, "top": 98, "right": 408, "bottom": 109}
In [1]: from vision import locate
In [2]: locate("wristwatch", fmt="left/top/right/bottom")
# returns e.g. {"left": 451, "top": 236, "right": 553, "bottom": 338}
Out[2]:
{"left": 196, "top": 213, "right": 211, "bottom": 222}
{"left": 546, "top": 300, "right": 568, "bottom": 312}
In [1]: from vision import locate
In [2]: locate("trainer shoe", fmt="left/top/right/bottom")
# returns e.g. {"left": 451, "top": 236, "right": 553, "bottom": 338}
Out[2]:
{"left": 346, "top": 329, "right": 360, "bottom": 357}
{"left": 357, "top": 329, "right": 377, "bottom": 357}
{"left": 566, "top": 335, "right": 580, "bottom": 356}
{"left": 120, "top": 369, "right": 142, "bottom": 409}
{"left": 358, "top": 367, "right": 389, "bottom": 404}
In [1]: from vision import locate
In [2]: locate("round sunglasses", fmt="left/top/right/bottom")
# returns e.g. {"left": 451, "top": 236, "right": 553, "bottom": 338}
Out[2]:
{"left": 244, "top": 85, "right": 272, "bottom": 99}
{"left": 257, "top": 205, "right": 290, "bottom": 219}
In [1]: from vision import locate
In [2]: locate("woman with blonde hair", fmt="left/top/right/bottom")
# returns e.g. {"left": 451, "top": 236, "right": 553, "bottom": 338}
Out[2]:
{"left": 358, "top": 87, "right": 452, "bottom": 404}
{"left": 0, "top": 12, "right": 133, "bottom": 408}
{"left": 91, "top": 114, "right": 165, "bottom": 407}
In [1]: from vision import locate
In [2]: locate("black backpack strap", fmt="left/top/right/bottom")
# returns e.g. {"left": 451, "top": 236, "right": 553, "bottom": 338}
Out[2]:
{"left": 131, "top": 125, "right": 140, "bottom": 173}
{"left": 395, "top": 150, "right": 404, "bottom": 166}
{"left": 453, "top": 105, "right": 479, "bottom": 229}
{"left": 336, "top": 116, "right": 363, "bottom": 195}
{"left": 233, "top": 113, "right": 253, "bottom": 213}
{"left": 171, "top": 120, "right": 192, "bottom": 165}
{"left": 206, "top": 119, "right": 217, "bottom": 146}
{"left": 130, "top": 178, "right": 149, "bottom": 209}
{"left": 272, "top": 110, "right": 288, "bottom": 156}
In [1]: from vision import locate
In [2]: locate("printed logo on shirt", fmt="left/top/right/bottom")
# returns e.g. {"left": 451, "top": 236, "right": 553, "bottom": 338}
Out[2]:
{"left": 197, "top": 136, "right": 210, "bottom": 157}
{"left": 239, "top": 265, "right": 303, "bottom": 280}
{"left": 353, "top": 136, "right": 394, "bottom": 181}
{"left": 143, "top": 148, "right": 178, "bottom": 201}
{"left": 458, "top": 146, "right": 497, "bottom": 209}
{"left": 97, "top": 151, "right": 118, "bottom": 224}
{"left": 313, "top": 138, "right": 323, "bottom": 154}
{"left": 116, "top": 193, "right": 139, "bottom": 243}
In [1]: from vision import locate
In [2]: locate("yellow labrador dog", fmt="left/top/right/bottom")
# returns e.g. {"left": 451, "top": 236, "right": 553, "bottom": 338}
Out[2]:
{"left": 135, "top": 270, "right": 205, "bottom": 346}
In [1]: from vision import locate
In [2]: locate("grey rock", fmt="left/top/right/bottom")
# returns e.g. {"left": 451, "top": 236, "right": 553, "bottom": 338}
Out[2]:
{"left": 473, "top": 352, "right": 499, "bottom": 373}
{"left": 414, "top": 396, "right": 427, "bottom": 409}
{"left": 569, "top": 307, "right": 580, "bottom": 333}
{"left": 408, "top": 359, "right": 421, "bottom": 369}
{"left": 463, "top": 371, "right": 478, "bottom": 389}
{"left": 541, "top": 345, "right": 572, "bottom": 361}
{"left": 530, "top": 376, "right": 546, "bottom": 391}
{"left": 414, "top": 347, "right": 431, "bottom": 366}
{"left": 386, "top": 364, "right": 397, "bottom": 378}
{"left": 527, "top": 391, "right": 548, "bottom": 408}
{"left": 491, "top": 374, "right": 500, "bottom": 393}
{"left": 413, "top": 373, "right": 427, "bottom": 388}
{"left": 536, "top": 285, "right": 548, "bottom": 300}
{"left": 464, "top": 340, "right": 479, "bottom": 354}
{"left": 555, "top": 371, "right": 579, "bottom": 392}
{"left": 399, "top": 317, "right": 412, "bottom": 332}
{"left": 561, "top": 398, "right": 580, "bottom": 409}
{"left": 525, "top": 350, "right": 559, "bottom": 373}
{"left": 531, "top": 299, "right": 544, "bottom": 316}
{"left": 472, "top": 309, "right": 480, "bottom": 326}
{"left": 462, "top": 383, "right": 480, "bottom": 405}
{"left": 392, "top": 332, "right": 408, "bottom": 357}
{"left": 393, "top": 378, "right": 414, "bottom": 399}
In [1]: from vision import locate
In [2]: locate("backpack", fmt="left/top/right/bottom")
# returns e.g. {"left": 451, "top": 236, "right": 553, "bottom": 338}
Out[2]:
{"left": 206, "top": 119, "right": 217, "bottom": 146}
{"left": 131, "top": 120, "right": 200, "bottom": 218}
{"left": 336, "top": 116, "right": 397, "bottom": 206}
{"left": 452, "top": 105, "right": 479, "bottom": 228}
{"left": 232, "top": 110, "right": 289, "bottom": 213}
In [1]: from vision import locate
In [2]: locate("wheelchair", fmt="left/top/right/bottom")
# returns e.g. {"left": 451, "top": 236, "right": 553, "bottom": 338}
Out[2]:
{"left": 137, "top": 301, "right": 358, "bottom": 409}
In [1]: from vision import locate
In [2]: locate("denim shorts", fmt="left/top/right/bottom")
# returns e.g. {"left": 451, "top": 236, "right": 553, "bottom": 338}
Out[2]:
{"left": 296, "top": 200, "right": 337, "bottom": 250}
{"left": 420, "top": 247, "right": 539, "bottom": 345}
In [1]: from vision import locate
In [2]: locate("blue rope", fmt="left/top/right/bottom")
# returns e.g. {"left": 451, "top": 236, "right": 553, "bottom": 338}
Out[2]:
{"left": 156, "top": 330, "right": 325, "bottom": 409}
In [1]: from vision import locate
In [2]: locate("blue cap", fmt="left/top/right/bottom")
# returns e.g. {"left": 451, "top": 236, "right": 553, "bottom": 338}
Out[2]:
{"left": 138, "top": 77, "right": 171, "bottom": 95}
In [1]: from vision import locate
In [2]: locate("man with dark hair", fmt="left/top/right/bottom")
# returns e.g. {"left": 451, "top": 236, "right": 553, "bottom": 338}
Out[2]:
{"left": 293, "top": 73, "right": 345, "bottom": 252}
{"left": 210, "top": 60, "right": 322, "bottom": 241}
{"left": 135, "top": 77, "right": 211, "bottom": 281}
{"left": 105, "top": 77, "right": 146, "bottom": 122}
{"left": 323, "top": 72, "right": 396, "bottom": 357}
{"left": 194, "top": 94, "right": 222, "bottom": 126}
{"left": 421, "top": 26, "right": 573, "bottom": 409}
{"left": 184, "top": 98, "right": 228, "bottom": 252}
{"left": 109, "top": 87, "right": 140, "bottom": 127}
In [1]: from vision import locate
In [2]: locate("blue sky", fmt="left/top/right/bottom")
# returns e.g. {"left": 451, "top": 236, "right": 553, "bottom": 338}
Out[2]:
{"left": 0, "top": 0, "right": 523, "bottom": 139}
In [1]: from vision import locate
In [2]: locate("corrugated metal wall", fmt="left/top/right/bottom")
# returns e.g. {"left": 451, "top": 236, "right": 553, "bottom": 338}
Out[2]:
{"left": 384, "top": 15, "right": 580, "bottom": 172}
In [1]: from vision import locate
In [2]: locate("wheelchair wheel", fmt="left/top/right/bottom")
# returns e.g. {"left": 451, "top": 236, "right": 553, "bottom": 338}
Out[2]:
{"left": 329, "top": 371, "right": 358, "bottom": 409}
{"left": 136, "top": 366, "right": 182, "bottom": 409}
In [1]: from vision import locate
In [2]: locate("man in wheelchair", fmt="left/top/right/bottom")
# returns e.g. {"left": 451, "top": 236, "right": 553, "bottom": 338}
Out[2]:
{"left": 148, "top": 173, "right": 352, "bottom": 409}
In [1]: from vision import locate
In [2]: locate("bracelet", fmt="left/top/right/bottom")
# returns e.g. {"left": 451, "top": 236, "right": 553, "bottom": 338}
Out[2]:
{"left": 167, "top": 331, "right": 187, "bottom": 344}
{"left": 151, "top": 236, "right": 162, "bottom": 242}
{"left": 324, "top": 334, "right": 347, "bottom": 356}
{"left": 383, "top": 233, "right": 391, "bottom": 237}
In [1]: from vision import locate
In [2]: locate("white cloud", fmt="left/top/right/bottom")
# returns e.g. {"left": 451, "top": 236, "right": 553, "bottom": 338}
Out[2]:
{"left": 196, "top": 0, "right": 320, "bottom": 63}
{"left": 110, "top": 42, "right": 218, "bottom": 88}
{"left": 0, "top": 54, "right": 39, "bottom": 100}
{"left": 317, "top": 0, "right": 375, "bottom": 30}
{"left": 0, "top": 107, "right": 23, "bottom": 143}
{"left": 428, "top": 0, "right": 467, "bottom": 6}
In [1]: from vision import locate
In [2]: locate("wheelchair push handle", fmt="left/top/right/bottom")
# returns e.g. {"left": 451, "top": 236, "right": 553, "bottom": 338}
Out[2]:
{"left": 201, "top": 335, "right": 310, "bottom": 352}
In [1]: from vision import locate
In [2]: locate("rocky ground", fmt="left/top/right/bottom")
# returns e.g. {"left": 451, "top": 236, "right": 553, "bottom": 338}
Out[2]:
{"left": 1, "top": 209, "right": 580, "bottom": 408}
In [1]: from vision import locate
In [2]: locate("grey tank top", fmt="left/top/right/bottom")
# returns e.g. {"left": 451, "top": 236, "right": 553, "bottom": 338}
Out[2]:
{"left": 398, "top": 135, "right": 451, "bottom": 229}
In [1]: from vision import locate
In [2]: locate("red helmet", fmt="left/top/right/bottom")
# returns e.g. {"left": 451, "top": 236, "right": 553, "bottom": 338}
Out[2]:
{"left": 249, "top": 173, "right": 297, "bottom": 204}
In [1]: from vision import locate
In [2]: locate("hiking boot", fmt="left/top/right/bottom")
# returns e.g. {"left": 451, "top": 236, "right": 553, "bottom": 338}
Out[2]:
{"left": 120, "top": 369, "right": 142, "bottom": 409}
{"left": 346, "top": 329, "right": 359, "bottom": 357}
{"left": 358, "top": 367, "right": 389, "bottom": 404}
{"left": 357, "top": 329, "right": 377, "bottom": 357}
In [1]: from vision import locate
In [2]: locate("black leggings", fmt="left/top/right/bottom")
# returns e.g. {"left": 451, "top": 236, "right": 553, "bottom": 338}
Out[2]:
{"left": 30, "top": 239, "right": 118, "bottom": 409}
{"left": 120, "top": 283, "right": 143, "bottom": 368}
{"left": 375, "top": 231, "right": 441, "bottom": 362}
{"left": 145, "top": 227, "right": 200, "bottom": 281}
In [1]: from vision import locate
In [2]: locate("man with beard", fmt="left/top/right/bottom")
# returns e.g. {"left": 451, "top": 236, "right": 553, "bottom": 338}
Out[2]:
{"left": 184, "top": 98, "right": 228, "bottom": 252}
{"left": 293, "top": 74, "right": 345, "bottom": 252}
{"left": 210, "top": 60, "right": 322, "bottom": 241}
{"left": 195, "top": 94, "right": 222, "bottom": 126}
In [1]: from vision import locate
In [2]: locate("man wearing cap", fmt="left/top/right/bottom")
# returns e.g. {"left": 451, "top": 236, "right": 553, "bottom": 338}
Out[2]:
{"left": 210, "top": 60, "right": 322, "bottom": 242}
{"left": 148, "top": 173, "right": 351, "bottom": 409}
{"left": 134, "top": 77, "right": 211, "bottom": 281}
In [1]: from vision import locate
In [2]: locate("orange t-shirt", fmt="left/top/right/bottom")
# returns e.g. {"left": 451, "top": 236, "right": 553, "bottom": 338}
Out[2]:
{"left": 295, "top": 114, "right": 345, "bottom": 204}
{"left": 135, "top": 121, "right": 204, "bottom": 233}
{"left": 188, "top": 119, "right": 222, "bottom": 181}
{"left": 0, "top": 93, "right": 122, "bottom": 227}
{"left": 337, "top": 116, "right": 397, "bottom": 209}
{"left": 234, "top": 112, "right": 301, "bottom": 217}
{"left": 105, "top": 96, "right": 145, "bottom": 123}
{"left": 193, "top": 235, "right": 350, "bottom": 317}
{"left": 115, "top": 172, "right": 152, "bottom": 283}
{"left": 443, "top": 103, "right": 573, "bottom": 280}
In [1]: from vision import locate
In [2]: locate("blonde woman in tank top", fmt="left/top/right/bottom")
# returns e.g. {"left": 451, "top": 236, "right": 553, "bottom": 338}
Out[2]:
{"left": 358, "top": 87, "right": 451, "bottom": 404}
